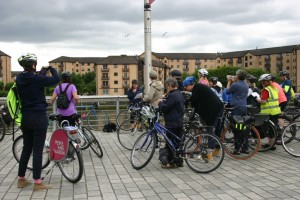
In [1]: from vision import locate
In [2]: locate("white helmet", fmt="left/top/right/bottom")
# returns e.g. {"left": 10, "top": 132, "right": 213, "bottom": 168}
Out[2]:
{"left": 216, "top": 81, "right": 223, "bottom": 88}
{"left": 198, "top": 69, "right": 208, "bottom": 76}
{"left": 140, "top": 106, "right": 154, "bottom": 119}
{"left": 258, "top": 74, "right": 272, "bottom": 81}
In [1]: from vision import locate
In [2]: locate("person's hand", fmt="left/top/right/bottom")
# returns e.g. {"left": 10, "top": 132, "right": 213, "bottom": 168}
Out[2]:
{"left": 133, "top": 89, "right": 137, "bottom": 92}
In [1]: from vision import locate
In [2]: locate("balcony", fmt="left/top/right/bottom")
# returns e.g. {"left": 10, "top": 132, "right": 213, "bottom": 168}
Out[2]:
{"left": 122, "top": 83, "right": 129, "bottom": 88}
{"left": 183, "top": 61, "right": 189, "bottom": 65}
{"left": 122, "top": 67, "right": 129, "bottom": 72}
{"left": 265, "top": 56, "right": 271, "bottom": 61}
{"left": 195, "top": 60, "right": 201, "bottom": 65}
{"left": 183, "top": 67, "right": 189, "bottom": 71}
{"left": 237, "top": 58, "right": 242, "bottom": 63}
{"left": 102, "top": 67, "right": 109, "bottom": 72}
{"left": 102, "top": 76, "right": 109, "bottom": 80}
{"left": 277, "top": 54, "right": 283, "bottom": 60}
{"left": 102, "top": 84, "right": 109, "bottom": 89}
{"left": 123, "top": 76, "right": 129, "bottom": 80}
{"left": 277, "top": 61, "right": 283, "bottom": 67}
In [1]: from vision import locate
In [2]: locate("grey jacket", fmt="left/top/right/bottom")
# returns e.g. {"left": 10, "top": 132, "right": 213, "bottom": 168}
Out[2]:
{"left": 143, "top": 80, "right": 164, "bottom": 108}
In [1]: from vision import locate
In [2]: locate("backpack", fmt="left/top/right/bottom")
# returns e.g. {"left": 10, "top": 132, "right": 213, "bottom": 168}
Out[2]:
{"left": 103, "top": 122, "right": 117, "bottom": 132}
{"left": 6, "top": 83, "right": 22, "bottom": 126}
{"left": 1, "top": 106, "right": 13, "bottom": 126}
{"left": 56, "top": 84, "right": 72, "bottom": 109}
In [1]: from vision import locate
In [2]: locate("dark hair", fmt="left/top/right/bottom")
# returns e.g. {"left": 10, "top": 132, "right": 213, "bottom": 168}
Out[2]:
{"left": 132, "top": 79, "right": 138, "bottom": 84}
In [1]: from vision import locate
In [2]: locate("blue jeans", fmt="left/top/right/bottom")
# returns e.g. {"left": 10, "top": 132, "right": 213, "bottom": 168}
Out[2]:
{"left": 18, "top": 113, "right": 48, "bottom": 180}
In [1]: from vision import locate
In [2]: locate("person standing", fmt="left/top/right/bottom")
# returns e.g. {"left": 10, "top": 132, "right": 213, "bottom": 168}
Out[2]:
{"left": 226, "top": 69, "right": 249, "bottom": 155}
{"left": 127, "top": 79, "right": 143, "bottom": 106}
{"left": 16, "top": 53, "right": 60, "bottom": 190}
{"left": 279, "top": 71, "right": 292, "bottom": 102}
{"left": 170, "top": 70, "right": 183, "bottom": 91}
{"left": 51, "top": 71, "right": 79, "bottom": 126}
{"left": 198, "top": 69, "right": 209, "bottom": 86}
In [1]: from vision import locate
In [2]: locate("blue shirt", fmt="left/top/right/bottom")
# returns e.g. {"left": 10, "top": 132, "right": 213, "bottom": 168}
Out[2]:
{"left": 226, "top": 80, "right": 248, "bottom": 107}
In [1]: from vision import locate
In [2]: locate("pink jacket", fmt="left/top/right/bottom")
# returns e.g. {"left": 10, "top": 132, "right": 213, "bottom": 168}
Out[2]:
{"left": 272, "top": 82, "right": 287, "bottom": 104}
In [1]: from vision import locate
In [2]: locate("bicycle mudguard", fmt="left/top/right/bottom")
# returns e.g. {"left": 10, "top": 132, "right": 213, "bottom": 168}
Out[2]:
{"left": 49, "top": 129, "right": 69, "bottom": 161}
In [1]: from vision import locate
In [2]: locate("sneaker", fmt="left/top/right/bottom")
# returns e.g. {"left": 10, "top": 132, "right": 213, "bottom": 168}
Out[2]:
{"left": 212, "top": 148, "right": 220, "bottom": 156}
{"left": 231, "top": 150, "right": 240, "bottom": 155}
{"left": 206, "top": 152, "right": 213, "bottom": 161}
{"left": 33, "top": 183, "right": 52, "bottom": 191}
{"left": 161, "top": 163, "right": 176, "bottom": 169}
{"left": 17, "top": 179, "right": 32, "bottom": 188}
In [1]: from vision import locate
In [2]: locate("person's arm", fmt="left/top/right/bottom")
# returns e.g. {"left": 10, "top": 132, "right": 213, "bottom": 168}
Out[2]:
{"left": 72, "top": 91, "right": 79, "bottom": 104}
{"left": 143, "top": 86, "right": 155, "bottom": 102}
{"left": 50, "top": 93, "right": 57, "bottom": 104}
{"left": 39, "top": 66, "right": 60, "bottom": 87}
{"left": 256, "top": 89, "right": 268, "bottom": 103}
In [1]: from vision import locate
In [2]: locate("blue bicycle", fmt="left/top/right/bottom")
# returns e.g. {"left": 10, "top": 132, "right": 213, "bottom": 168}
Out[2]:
{"left": 130, "top": 109, "right": 225, "bottom": 173}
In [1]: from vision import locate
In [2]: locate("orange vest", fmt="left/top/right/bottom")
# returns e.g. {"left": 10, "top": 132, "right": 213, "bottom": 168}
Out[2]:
{"left": 272, "top": 82, "right": 287, "bottom": 104}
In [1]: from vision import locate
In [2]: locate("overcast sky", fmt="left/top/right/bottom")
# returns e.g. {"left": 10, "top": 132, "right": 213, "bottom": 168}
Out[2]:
{"left": 1, "top": 0, "right": 300, "bottom": 70}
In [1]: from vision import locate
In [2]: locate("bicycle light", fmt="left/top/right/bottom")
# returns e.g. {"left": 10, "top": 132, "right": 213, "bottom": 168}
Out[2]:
{"left": 70, "top": 130, "right": 77, "bottom": 135}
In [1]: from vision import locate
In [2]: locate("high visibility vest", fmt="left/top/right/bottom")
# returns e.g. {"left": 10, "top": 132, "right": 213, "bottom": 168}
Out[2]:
{"left": 260, "top": 86, "right": 281, "bottom": 115}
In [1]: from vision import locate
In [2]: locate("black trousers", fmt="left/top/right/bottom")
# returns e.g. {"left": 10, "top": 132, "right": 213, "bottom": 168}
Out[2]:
{"left": 18, "top": 113, "right": 48, "bottom": 180}
{"left": 165, "top": 127, "right": 183, "bottom": 163}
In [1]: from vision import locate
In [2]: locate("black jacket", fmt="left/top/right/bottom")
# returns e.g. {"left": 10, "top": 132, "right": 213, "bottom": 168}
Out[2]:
{"left": 190, "top": 83, "right": 223, "bottom": 126}
{"left": 16, "top": 67, "right": 60, "bottom": 115}
{"left": 158, "top": 89, "right": 184, "bottom": 128}
{"left": 127, "top": 87, "right": 143, "bottom": 105}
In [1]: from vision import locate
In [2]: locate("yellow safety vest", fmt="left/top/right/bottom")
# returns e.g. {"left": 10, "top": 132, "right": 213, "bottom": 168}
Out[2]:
{"left": 260, "top": 86, "right": 281, "bottom": 115}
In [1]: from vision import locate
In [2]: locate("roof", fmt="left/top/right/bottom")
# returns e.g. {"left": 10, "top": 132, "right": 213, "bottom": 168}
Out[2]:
{"left": 49, "top": 56, "right": 105, "bottom": 63}
{"left": 153, "top": 52, "right": 216, "bottom": 60}
{"left": 96, "top": 55, "right": 140, "bottom": 65}
{"left": 0, "top": 50, "right": 11, "bottom": 57}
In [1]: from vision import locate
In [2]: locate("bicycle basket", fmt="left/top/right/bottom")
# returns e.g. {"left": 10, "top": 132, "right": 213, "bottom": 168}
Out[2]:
{"left": 253, "top": 114, "right": 270, "bottom": 127}
{"left": 231, "top": 115, "right": 254, "bottom": 134}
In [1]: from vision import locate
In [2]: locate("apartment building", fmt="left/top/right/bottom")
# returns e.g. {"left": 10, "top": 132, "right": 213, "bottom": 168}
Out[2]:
{"left": 0, "top": 50, "right": 12, "bottom": 84}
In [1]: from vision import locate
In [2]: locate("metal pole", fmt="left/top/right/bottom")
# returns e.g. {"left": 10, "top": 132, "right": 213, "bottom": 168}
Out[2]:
{"left": 144, "top": 0, "right": 152, "bottom": 94}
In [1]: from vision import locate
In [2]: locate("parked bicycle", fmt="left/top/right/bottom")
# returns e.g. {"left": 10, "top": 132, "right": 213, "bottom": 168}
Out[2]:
{"left": 77, "top": 102, "right": 109, "bottom": 130}
{"left": 281, "top": 121, "right": 300, "bottom": 157}
{"left": 12, "top": 120, "right": 84, "bottom": 183}
{"left": 0, "top": 105, "right": 7, "bottom": 141}
{"left": 130, "top": 108, "right": 224, "bottom": 173}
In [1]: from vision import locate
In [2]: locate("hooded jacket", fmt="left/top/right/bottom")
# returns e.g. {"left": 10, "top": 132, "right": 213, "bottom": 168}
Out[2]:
{"left": 143, "top": 80, "right": 164, "bottom": 108}
{"left": 16, "top": 67, "right": 60, "bottom": 115}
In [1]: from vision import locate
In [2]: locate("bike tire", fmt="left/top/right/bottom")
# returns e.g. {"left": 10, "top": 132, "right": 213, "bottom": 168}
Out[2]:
{"left": 257, "top": 120, "right": 277, "bottom": 152}
{"left": 0, "top": 117, "right": 5, "bottom": 141}
{"left": 221, "top": 125, "right": 261, "bottom": 160}
{"left": 117, "top": 119, "right": 147, "bottom": 150}
{"left": 130, "top": 132, "right": 156, "bottom": 170}
{"left": 12, "top": 135, "right": 50, "bottom": 170}
{"left": 77, "top": 128, "right": 90, "bottom": 150}
{"left": 184, "top": 132, "right": 225, "bottom": 173}
{"left": 58, "top": 142, "right": 84, "bottom": 183}
{"left": 282, "top": 122, "right": 300, "bottom": 157}
{"left": 276, "top": 114, "right": 293, "bottom": 145}
{"left": 82, "top": 127, "right": 103, "bottom": 158}
{"left": 116, "top": 110, "right": 132, "bottom": 128}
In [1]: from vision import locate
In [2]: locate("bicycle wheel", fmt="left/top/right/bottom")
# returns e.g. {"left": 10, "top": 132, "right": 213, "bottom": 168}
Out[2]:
{"left": 285, "top": 107, "right": 300, "bottom": 119}
{"left": 12, "top": 135, "right": 50, "bottom": 170}
{"left": 131, "top": 132, "right": 157, "bottom": 170}
{"left": 221, "top": 125, "right": 261, "bottom": 160}
{"left": 0, "top": 117, "right": 5, "bottom": 141}
{"left": 276, "top": 114, "right": 293, "bottom": 145}
{"left": 77, "top": 128, "right": 90, "bottom": 150}
{"left": 184, "top": 132, "right": 224, "bottom": 173}
{"left": 282, "top": 122, "right": 300, "bottom": 157}
{"left": 118, "top": 119, "right": 147, "bottom": 150}
{"left": 257, "top": 121, "right": 277, "bottom": 152}
{"left": 58, "top": 142, "right": 84, "bottom": 183}
{"left": 116, "top": 110, "right": 131, "bottom": 128}
{"left": 82, "top": 127, "right": 103, "bottom": 158}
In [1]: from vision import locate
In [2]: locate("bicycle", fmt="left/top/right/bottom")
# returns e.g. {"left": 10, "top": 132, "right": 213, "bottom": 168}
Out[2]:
{"left": 117, "top": 102, "right": 150, "bottom": 150}
{"left": 12, "top": 120, "right": 84, "bottom": 183}
{"left": 130, "top": 109, "right": 224, "bottom": 173}
{"left": 220, "top": 106, "right": 261, "bottom": 160}
{"left": 49, "top": 113, "right": 103, "bottom": 158}
{"left": 281, "top": 121, "right": 300, "bottom": 157}
{"left": 0, "top": 105, "right": 7, "bottom": 141}
{"left": 77, "top": 102, "right": 109, "bottom": 130}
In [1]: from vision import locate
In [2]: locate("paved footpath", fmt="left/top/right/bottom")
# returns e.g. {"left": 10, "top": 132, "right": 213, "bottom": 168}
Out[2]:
{"left": 1, "top": 131, "right": 300, "bottom": 200}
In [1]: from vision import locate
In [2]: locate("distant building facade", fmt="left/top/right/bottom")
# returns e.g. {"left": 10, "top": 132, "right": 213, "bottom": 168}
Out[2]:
{"left": 0, "top": 50, "right": 12, "bottom": 84}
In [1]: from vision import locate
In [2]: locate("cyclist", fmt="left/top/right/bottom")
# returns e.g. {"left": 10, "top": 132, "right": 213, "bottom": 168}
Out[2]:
{"left": 208, "top": 77, "right": 223, "bottom": 101}
{"left": 198, "top": 69, "right": 209, "bottom": 86}
{"left": 157, "top": 77, "right": 184, "bottom": 168}
{"left": 246, "top": 74, "right": 260, "bottom": 95}
{"left": 127, "top": 79, "right": 143, "bottom": 106}
{"left": 279, "top": 71, "right": 292, "bottom": 102}
{"left": 226, "top": 69, "right": 249, "bottom": 155}
{"left": 51, "top": 71, "right": 79, "bottom": 126}
{"left": 183, "top": 76, "right": 224, "bottom": 159}
{"left": 16, "top": 53, "right": 60, "bottom": 190}
{"left": 170, "top": 70, "right": 183, "bottom": 91}
{"left": 256, "top": 74, "right": 281, "bottom": 150}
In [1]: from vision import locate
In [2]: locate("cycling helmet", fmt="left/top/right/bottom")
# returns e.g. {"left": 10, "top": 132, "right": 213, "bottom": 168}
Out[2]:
{"left": 216, "top": 81, "right": 223, "bottom": 88}
{"left": 198, "top": 69, "right": 208, "bottom": 76}
{"left": 140, "top": 106, "right": 154, "bottom": 119}
{"left": 61, "top": 71, "right": 71, "bottom": 78}
{"left": 183, "top": 76, "right": 195, "bottom": 87}
{"left": 279, "top": 71, "right": 289, "bottom": 76}
{"left": 246, "top": 74, "right": 257, "bottom": 81}
{"left": 258, "top": 74, "right": 272, "bottom": 81}
{"left": 18, "top": 53, "right": 37, "bottom": 68}
{"left": 209, "top": 77, "right": 218, "bottom": 83}
{"left": 170, "top": 70, "right": 182, "bottom": 78}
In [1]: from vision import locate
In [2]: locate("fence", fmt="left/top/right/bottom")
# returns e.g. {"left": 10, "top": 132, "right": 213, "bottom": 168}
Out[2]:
{"left": 0, "top": 95, "right": 130, "bottom": 131}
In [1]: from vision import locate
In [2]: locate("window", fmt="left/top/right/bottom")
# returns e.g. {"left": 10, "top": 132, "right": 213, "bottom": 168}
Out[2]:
{"left": 177, "top": 65, "right": 179, "bottom": 68}
{"left": 171, "top": 65, "right": 174, "bottom": 68}
{"left": 250, "top": 62, "right": 252, "bottom": 66}
{"left": 259, "top": 62, "right": 262, "bottom": 65}
{"left": 114, "top": 64, "right": 117, "bottom": 68}
{"left": 114, "top": 72, "right": 118, "bottom": 76}
{"left": 164, "top": 60, "right": 167, "bottom": 63}
{"left": 103, "top": 89, "right": 108, "bottom": 95}
{"left": 177, "top": 59, "right": 180, "bottom": 62}
{"left": 114, "top": 88, "right": 118, "bottom": 93}
{"left": 102, "top": 73, "right": 108, "bottom": 78}
{"left": 217, "top": 60, "right": 220, "bottom": 63}
{"left": 245, "top": 56, "right": 248, "bottom": 61}
{"left": 88, "top": 69, "right": 90, "bottom": 71}
{"left": 114, "top": 80, "right": 118, "bottom": 84}
{"left": 123, "top": 72, "right": 128, "bottom": 78}
{"left": 249, "top": 56, "right": 252, "bottom": 59}
{"left": 103, "top": 81, "right": 108, "bottom": 87}
{"left": 103, "top": 65, "right": 108, "bottom": 69}
{"left": 287, "top": 59, "right": 290, "bottom": 63}
{"left": 76, "top": 64, "right": 79, "bottom": 67}
{"left": 76, "top": 70, "right": 79, "bottom": 72}
{"left": 124, "top": 65, "right": 128, "bottom": 69}
{"left": 245, "top": 63, "right": 248, "bottom": 67}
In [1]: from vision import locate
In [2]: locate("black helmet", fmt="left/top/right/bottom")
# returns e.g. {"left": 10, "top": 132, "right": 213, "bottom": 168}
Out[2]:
{"left": 18, "top": 53, "right": 37, "bottom": 68}
{"left": 246, "top": 74, "right": 257, "bottom": 81}
{"left": 209, "top": 77, "right": 218, "bottom": 83}
{"left": 279, "top": 71, "right": 289, "bottom": 76}
{"left": 61, "top": 71, "right": 71, "bottom": 78}
{"left": 170, "top": 70, "right": 182, "bottom": 78}
{"left": 132, "top": 79, "right": 138, "bottom": 84}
